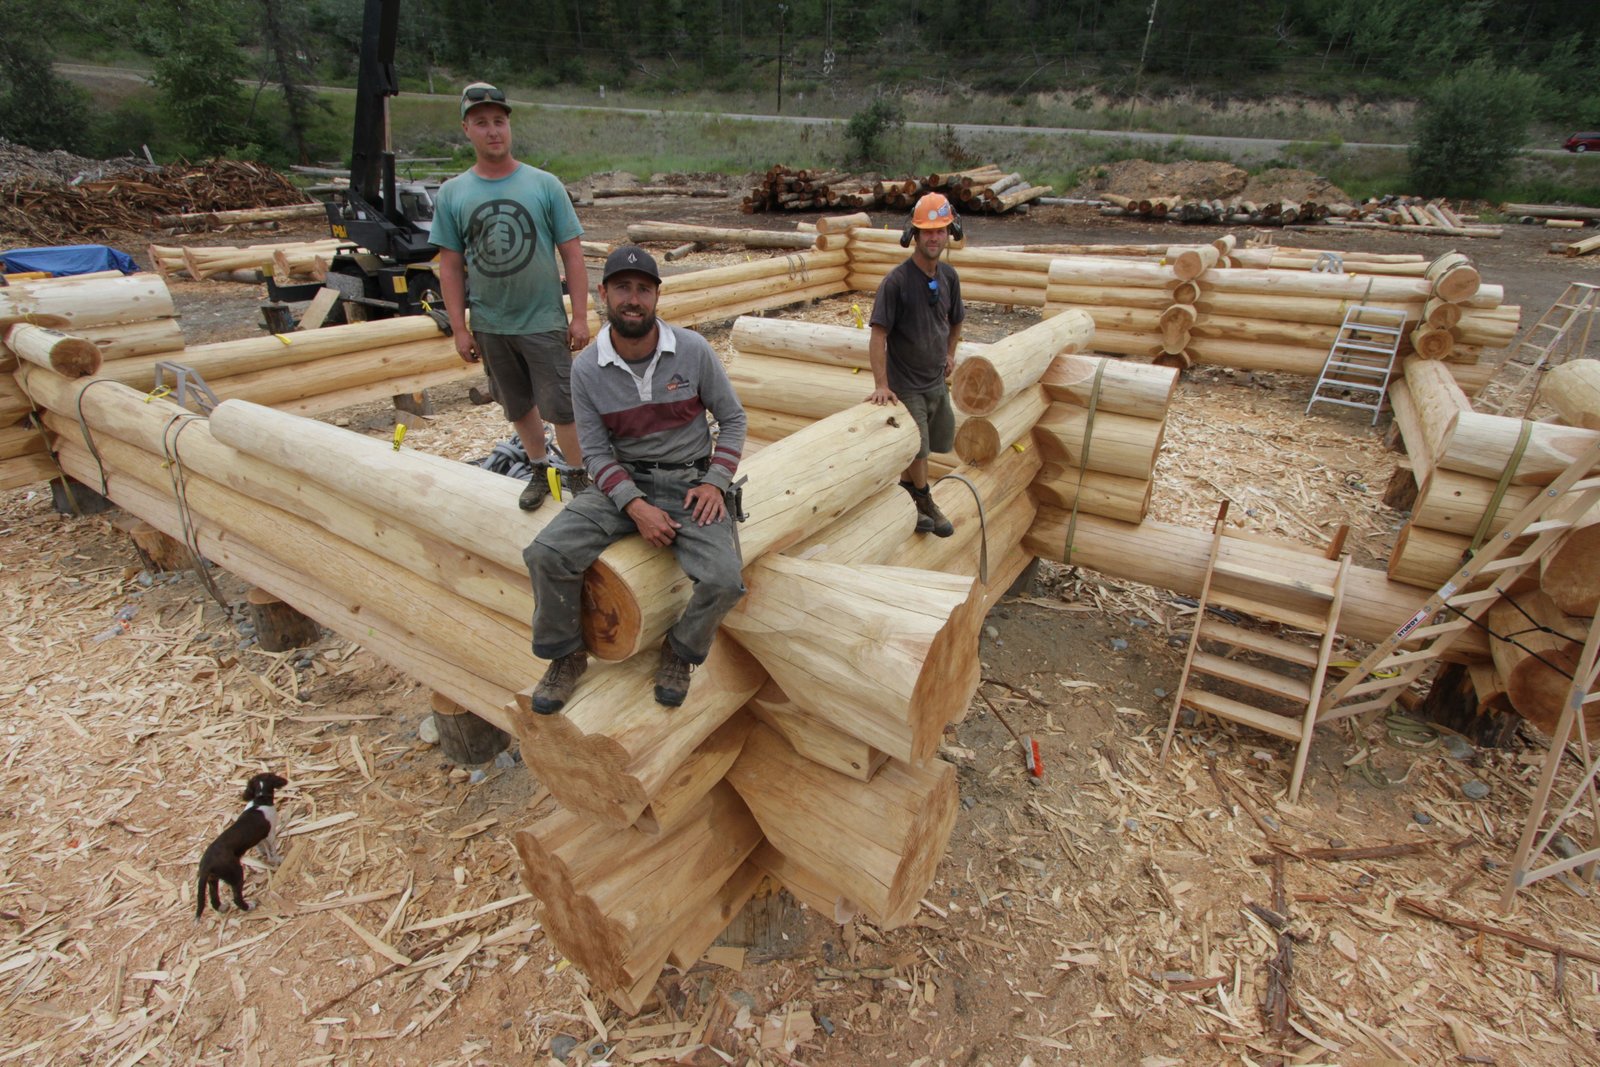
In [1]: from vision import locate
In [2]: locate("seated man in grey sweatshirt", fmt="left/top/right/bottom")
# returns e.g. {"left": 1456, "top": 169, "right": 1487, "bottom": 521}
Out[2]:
{"left": 523, "top": 246, "right": 747, "bottom": 712}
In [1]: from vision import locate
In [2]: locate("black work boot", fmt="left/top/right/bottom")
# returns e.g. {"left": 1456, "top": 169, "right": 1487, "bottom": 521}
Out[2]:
{"left": 519, "top": 463, "right": 550, "bottom": 511}
{"left": 530, "top": 649, "right": 588, "bottom": 714}
{"left": 912, "top": 485, "right": 954, "bottom": 538}
{"left": 900, "top": 479, "right": 934, "bottom": 534}
{"left": 655, "top": 638, "right": 695, "bottom": 707}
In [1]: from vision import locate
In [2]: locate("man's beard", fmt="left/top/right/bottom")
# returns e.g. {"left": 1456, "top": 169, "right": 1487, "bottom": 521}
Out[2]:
{"left": 610, "top": 310, "right": 654, "bottom": 339}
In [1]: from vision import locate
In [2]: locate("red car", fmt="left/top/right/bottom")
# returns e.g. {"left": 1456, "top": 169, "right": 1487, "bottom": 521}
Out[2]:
{"left": 1565, "top": 133, "right": 1600, "bottom": 153}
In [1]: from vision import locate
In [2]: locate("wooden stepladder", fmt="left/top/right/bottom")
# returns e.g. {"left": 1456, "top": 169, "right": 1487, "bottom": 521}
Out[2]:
{"left": 1160, "top": 502, "right": 1351, "bottom": 802}
{"left": 1490, "top": 281, "right": 1600, "bottom": 417}
{"left": 1316, "top": 436, "right": 1600, "bottom": 731}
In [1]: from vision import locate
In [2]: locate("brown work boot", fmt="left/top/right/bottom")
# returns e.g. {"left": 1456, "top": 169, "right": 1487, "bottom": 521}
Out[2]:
{"left": 519, "top": 464, "right": 550, "bottom": 511}
{"left": 912, "top": 485, "right": 954, "bottom": 538}
{"left": 563, "top": 466, "right": 589, "bottom": 496}
{"left": 655, "top": 639, "right": 694, "bottom": 707}
{"left": 530, "top": 649, "right": 588, "bottom": 714}
{"left": 900, "top": 479, "right": 934, "bottom": 534}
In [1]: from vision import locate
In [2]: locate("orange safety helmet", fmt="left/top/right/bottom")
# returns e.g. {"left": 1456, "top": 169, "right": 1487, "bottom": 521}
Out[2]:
{"left": 912, "top": 192, "right": 955, "bottom": 229}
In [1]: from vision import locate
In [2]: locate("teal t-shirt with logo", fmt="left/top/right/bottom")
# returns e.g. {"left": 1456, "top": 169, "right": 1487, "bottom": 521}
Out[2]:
{"left": 430, "top": 163, "right": 583, "bottom": 335}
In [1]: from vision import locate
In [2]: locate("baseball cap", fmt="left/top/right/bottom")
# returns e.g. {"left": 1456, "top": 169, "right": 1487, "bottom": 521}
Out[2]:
{"left": 460, "top": 82, "right": 511, "bottom": 119}
{"left": 602, "top": 245, "right": 661, "bottom": 284}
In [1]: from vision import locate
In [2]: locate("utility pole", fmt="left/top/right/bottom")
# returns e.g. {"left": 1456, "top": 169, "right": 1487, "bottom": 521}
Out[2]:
{"left": 776, "top": 3, "right": 788, "bottom": 113}
{"left": 1128, "top": 0, "right": 1158, "bottom": 131}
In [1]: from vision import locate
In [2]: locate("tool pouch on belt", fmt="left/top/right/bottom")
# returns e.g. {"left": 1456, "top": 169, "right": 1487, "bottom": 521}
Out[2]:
{"left": 724, "top": 475, "right": 749, "bottom": 558}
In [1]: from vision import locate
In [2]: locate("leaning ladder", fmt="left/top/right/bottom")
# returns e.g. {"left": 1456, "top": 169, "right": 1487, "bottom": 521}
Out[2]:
{"left": 1316, "top": 435, "right": 1600, "bottom": 728}
{"left": 1490, "top": 281, "right": 1600, "bottom": 418}
{"left": 1305, "top": 305, "right": 1408, "bottom": 424}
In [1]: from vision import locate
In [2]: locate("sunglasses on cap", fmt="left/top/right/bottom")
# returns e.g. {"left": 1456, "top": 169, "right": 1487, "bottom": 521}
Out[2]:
{"left": 463, "top": 85, "right": 506, "bottom": 105}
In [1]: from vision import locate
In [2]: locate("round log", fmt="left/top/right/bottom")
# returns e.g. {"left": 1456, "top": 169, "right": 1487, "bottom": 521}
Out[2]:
{"left": 1412, "top": 467, "right": 1540, "bottom": 536}
{"left": 625, "top": 221, "right": 815, "bottom": 250}
{"left": 1453, "top": 309, "right": 1520, "bottom": 348}
{"left": 1423, "top": 298, "right": 1463, "bottom": 330}
{"left": 952, "top": 385, "right": 1049, "bottom": 464}
{"left": 815, "top": 212, "right": 872, "bottom": 234}
{"left": 246, "top": 585, "right": 324, "bottom": 651}
{"left": 1044, "top": 284, "right": 1173, "bottom": 310}
{"left": 725, "top": 723, "right": 958, "bottom": 930}
{"left": 0, "top": 272, "right": 175, "bottom": 329}
{"left": 1438, "top": 411, "right": 1600, "bottom": 485}
{"left": 1542, "top": 360, "right": 1600, "bottom": 430}
{"left": 1036, "top": 353, "right": 1178, "bottom": 419}
{"left": 1426, "top": 252, "right": 1480, "bottom": 302}
{"left": 1167, "top": 244, "right": 1220, "bottom": 281}
{"left": 660, "top": 249, "right": 845, "bottom": 296}
{"left": 949, "top": 309, "right": 1095, "bottom": 416}
{"left": 1033, "top": 404, "right": 1163, "bottom": 480}
{"left": 1541, "top": 522, "right": 1600, "bottom": 616}
{"left": 745, "top": 678, "right": 885, "bottom": 782}
{"left": 1047, "top": 257, "right": 1177, "bottom": 287}
{"left": 429, "top": 691, "right": 511, "bottom": 765}
{"left": 1489, "top": 591, "right": 1598, "bottom": 733}
{"left": 77, "top": 318, "right": 186, "bottom": 360}
{"left": 3, "top": 324, "right": 103, "bottom": 377}
{"left": 124, "top": 517, "right": 191, "bottom": 573}
{"left": 1410, "top": 324, "right": 1456, "bottom": 360}
{"left": 1029, "top": 463, "right": 1152, "bottom": 523}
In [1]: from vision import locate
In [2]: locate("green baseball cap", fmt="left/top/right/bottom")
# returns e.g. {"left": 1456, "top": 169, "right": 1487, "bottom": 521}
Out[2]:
{"left": 460, "top": 82, "right": 510, "bottom": 119}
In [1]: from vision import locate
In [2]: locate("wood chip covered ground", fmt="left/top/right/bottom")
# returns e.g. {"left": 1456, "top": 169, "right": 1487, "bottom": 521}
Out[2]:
{"left": 3, "top": 203, "right": 1599, "bottom": 1066}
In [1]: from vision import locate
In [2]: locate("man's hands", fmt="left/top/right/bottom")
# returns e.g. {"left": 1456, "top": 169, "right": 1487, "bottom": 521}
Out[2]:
{"left": 625, "top": 485, "right": 727, "bottom": 547}
{"left": 454, "top": 331, "right": 479, "bottom": 364}
{"left": 567, "top": 319, "right": 592, "bottom": 353}
{"left": 945, "top": 351, "right": 957, "bottom": 378}
{"left": 867, "top": 385, "right": 899, "bottom": 406}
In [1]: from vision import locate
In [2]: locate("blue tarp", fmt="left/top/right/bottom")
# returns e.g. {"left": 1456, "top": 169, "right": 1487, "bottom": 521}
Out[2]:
{"left": 1, "top": 245, "right": 139, "bottom": 277}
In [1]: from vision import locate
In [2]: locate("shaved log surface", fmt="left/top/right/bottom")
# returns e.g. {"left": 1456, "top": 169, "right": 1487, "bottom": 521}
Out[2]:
{"left": 950, "top": 309, "right": 1094, "bottom": 416}
{"left": 1543, "top": 361, "right": 1600, "bottom": 430}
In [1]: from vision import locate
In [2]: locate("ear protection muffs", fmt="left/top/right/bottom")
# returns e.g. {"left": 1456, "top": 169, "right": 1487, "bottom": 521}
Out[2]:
{"left": 900, "top": 210, "right": 964, "bottom": 247}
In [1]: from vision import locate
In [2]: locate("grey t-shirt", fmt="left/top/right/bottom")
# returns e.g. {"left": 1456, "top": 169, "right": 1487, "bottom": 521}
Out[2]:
{"left": 869, "top": 257, "right": 965, "bottom": 395}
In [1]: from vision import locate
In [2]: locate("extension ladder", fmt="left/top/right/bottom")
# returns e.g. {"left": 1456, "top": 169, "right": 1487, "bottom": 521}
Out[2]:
{"left": 1491, "top": 282, "right": 1600, "bottom": 418}
{"left": 1305, "top": 305, "right": 1408, "bottom": 424}
{"left": 1317, "top": 436, "right": 1600, "bottom": 730}
{"left": 1160, "top": 502, "right": 1350, "bottom": 802}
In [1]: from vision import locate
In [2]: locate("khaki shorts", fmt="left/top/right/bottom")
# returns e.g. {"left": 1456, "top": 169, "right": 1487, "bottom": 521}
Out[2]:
{"left": 900, "top": 386, "right": 955, "bottom": 459}
{"left": 474, "top": 330, "right": 573, "bottom": 424}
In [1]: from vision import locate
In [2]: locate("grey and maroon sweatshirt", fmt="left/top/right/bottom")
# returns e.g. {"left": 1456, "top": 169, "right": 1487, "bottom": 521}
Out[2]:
{"left": 572, "top": 321, "right": 747, "bottom": 512}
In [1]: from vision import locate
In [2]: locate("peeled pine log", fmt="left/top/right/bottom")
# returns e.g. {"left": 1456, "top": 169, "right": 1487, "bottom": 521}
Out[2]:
{"left": 630, "top": 715, "right": 755, "bottom": 836}
{"left": 1045, "top": 284, "right": 1174, "bottom": 311}
{"left": 1542, "top": 523, "right": 1600, "bottom": 615}
{"left": 4, "top": 324, "right": 101, "bottom": 377}
{"left": 742, "top": 406, "right": 816, "bottom": 444}
{"left": 1423, "top": 298, "right": 1463, "bottom": 329}
{"left": 172, "top": 239, "right": 342, "bottom": 280}
{"left": 1410, "top": 324, "right": 1455, "bottom": 360}
{"left": 582, "top": 403, "right": 923, "bottom": 661}
{"left": 1412, "top": 467, "right": 1540, "bottom": 536}
{"left": 0, "top": 424, "right": 44, "bottom": 462}
{"left": 658, "top": 267, "right": 848, "bottom": 323}
{"left": 156, "top": 202, "right": 324, "bottom": 229}
{"left": 1167, "top": 244, "right": 1220, "bottom": 280}
{"left": 1385, "top": 522, "right": 1523, "bottom": 589}
{"left": 1047, "top": 257, "right": 1178, "bottom": 288}
{"left": 512, "top": 782, "right": 762, "bottom": 1008}
{"left": 664, "top": 860, "right": 767, "bottom": 972}
{"left": 1159, "top": 304, "right": 1196, "bottom": 353}
{"left": 1193, "top": 291, "right": 1417, "bottom": 327}
{"left": 720, "top": 559, "right": 976, "bottom": 763}
{"left": 725, "top": 351, "right": 884, "bottom": 424}
{"left": 1029, "top": 463, "right": 1152, "bottom": 523}
{"left": 1566, "top": 233, "right": 1600, "bottom": 257}
{"left": 150, "top": 336, "right": 461, "bottom": 411}
{"left": 74, "top": 318, "right": 185, "bottom": 360}
{"left": 1403, "top": 358, "right": 1471, "bottom": 470}
{"left": 1543, "top": 361, "right": 1600, "bottom": 430}
{"left": 950, "top": 309, "right": 1094, "bottom": 416}
{"left": 815, "top": 212, "right": 871, "bottom": 234}
{"left": 625, "top": 221, "right": 814, "bottom": 250}
{"left": 508, "top": 641, "right": 767, "bottom": 830}
{"left": 0, "top": 453, "right": 56, "bottom": 492}
{"left": 1388, "top": 380, "right": 1428, "bottom": 473}
{"left": 662, "top": 250, "right": 845, "bottom": 296}
{"left": 1453, "top": 309, "right": 1520, "bottom": 348}
{"left": 734, "top": 315, "right": 980, "bottom": 371}
{"left": 1488, "top": 591, "right": 1599, "bottom": 734}
{"left": 725, "top": 723, "right": 957, "bottom": 930}
{"left": 746, "top": 678, "right": 887, "bottom": 782}
{"left": 1437, "top": 411, "right": 1600, "bottom": 486}
{"left": 0, "top": 272, "right": 175, "bottom": 330}
{"left": 1425, "top": 253, "right": 1480, "bottom": 302}
{"left": 1037, "top": 353, "right": 1178, "bottom": 419}
{"left": 952, "top": 385, "right": 1048, "bottom": 464}
{"left": 1033, "top": 404, "right": 1163, "bottom": 480}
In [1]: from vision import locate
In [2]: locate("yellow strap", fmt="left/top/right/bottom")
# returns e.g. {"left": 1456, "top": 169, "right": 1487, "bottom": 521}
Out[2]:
{"left": 1062, "top": 361, "right": 1106, "bottom": 565}
{"left": 1466, "top": 419, "right": 1532, "bottom": 557}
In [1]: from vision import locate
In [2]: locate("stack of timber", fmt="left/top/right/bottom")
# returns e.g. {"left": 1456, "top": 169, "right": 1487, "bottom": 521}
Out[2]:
{"left": 1386, "top": 356, "right": 1600, "bottom": 591}
{"left": 1039, "top": 247, "right": 1515, "bottom": 393}
{"left": 147, "top": 238, "right": 344, "bottom": 281}
{"left": 13, "top": 347, "right": 1027, "bottom": 1012}
{"left": 1324, "top": 197, "right": 1500, "bottom": 238}
{"left": 1, "top": 272, "right": 187, "bottom": 490}
{"left": 1381, "top": 357, "right": 1600, "bottom": 733}
{"left": 926, "top": 165, "right": 1051, "bottom": 215}
{"left": 744, "top": 164, "right": 1050, "bottom": 215}
{"left": 843, "top": 227, "right": 1053, "bottom": 309}
{"left": 729, "top": 311, "right": 1167, "bottom": 527}
{"left": 742, "top": 166, "right": 885, "bottom": 213}
{"left": 1100, "top": 193, "right": 1338, "bottom": 226}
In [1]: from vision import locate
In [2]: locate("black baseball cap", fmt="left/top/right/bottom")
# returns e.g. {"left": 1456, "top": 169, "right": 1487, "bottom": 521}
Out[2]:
{"left": 602, "top": 245, "right": 661, "bottom": 284}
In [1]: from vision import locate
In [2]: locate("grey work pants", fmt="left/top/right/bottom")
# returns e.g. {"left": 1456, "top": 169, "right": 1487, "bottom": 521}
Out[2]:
{"left": 525, "top": 466, "right": 745, "bottom": 664}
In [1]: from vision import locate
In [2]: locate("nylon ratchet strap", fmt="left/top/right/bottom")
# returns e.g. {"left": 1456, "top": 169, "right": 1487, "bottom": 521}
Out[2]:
{"left": 933, "top": 471, "right": 988, "bottom": 585}
{"left": 1465, "top": 418, "right": 1532, "bottom": 558}
{"left": 1061, "top": 359, "right": 1107, "bottom": 566}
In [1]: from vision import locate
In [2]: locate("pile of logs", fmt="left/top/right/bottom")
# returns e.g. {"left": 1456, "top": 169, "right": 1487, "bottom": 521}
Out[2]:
{"left": 1384, "top": 355, "right": 1600, "bottom": 732}
{"left": 147, "top": 238, "right": 344, "bottom": 282}
{"left": 1, "top": 272, "right": 186, "bottom": 490}
{"left": 1098, "top": 192, "right": 1500, "bottom": 238}
{"left": 1325, "top": 197, "right": 1500, "bottom": 239}
{"left": 743, "top": 164, "right": 1049, "bottom": 215}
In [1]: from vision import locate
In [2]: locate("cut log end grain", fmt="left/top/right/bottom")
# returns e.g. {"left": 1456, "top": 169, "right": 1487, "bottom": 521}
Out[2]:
{"left": 950, "top": 356, "right": 1005, "bottom": 416}
{"left": 509, "top": 696, "right": 648, "bottom": 826}
{"left": 580, "top": 559, "right": 645, "bottom": 661}
{"left": 1508, "top": 643, "right": 1600, "bottom": 736}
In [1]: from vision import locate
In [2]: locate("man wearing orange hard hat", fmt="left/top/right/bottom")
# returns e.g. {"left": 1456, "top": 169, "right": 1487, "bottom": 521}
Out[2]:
{"left": 865, "top": 191, "right": 964, "bottom": 537}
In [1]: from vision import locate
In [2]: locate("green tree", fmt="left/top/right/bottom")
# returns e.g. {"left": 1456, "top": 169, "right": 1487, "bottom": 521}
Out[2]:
{"left": 844, "top": 94, "right": 903, "bottom": 164}
{"left": 1409, "top": 59, "right": 1542, "bottom": 199}
{"left": 0, "top": 3, "right": 93, "bottom": 152}
{"left": 147, "top": 0, "right": 250, "bottom": 155}
{"left": 259, "top": 0, "right": 328, "bottom": 164}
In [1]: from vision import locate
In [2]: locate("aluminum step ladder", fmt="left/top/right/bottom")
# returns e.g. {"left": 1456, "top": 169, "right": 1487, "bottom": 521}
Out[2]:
{"left": 1306, "top": 305, "right": 1408, "bottom": 424}
{"left": 1489, "top": 281, "right": 1600, "bottom": 417}
{"left": 1317, "top": 435, "right": 1600, "bottom": 732}
{"left": 1159, "top": 501, "right": 1351, "bottom": 802}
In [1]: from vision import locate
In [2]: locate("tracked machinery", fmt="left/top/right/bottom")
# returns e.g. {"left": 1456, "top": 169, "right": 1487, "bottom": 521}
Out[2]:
{"left": 268, "top": 0, "right": 445, "bottom": 326}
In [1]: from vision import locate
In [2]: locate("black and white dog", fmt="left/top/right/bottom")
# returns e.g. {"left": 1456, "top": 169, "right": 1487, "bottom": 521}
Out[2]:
{"left": 194, "top": 773, "right": 288, "bottom": 919}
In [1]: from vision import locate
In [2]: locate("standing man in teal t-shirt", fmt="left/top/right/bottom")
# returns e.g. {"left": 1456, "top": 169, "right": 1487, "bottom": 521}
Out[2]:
{"left": 433, "top": 82, "right": 590, "bottom": 510}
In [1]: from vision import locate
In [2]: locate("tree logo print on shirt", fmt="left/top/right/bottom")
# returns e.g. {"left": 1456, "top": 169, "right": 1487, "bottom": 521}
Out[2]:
{"left": 466, "top": 199, "right": 537, "bottom": 278}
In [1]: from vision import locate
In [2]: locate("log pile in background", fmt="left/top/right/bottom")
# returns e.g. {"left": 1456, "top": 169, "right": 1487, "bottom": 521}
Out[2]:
{"left": 148, "top": 238, "right": 344, "bottom": 282}
{"left": 1099, "top": 192, "right": 1501, "bottom": 238}
{"left": 0, "top": 160, "right": 313, "bottom": 244}
{"left": 744, "top": 163, "right": 1049, "bottom": 215}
